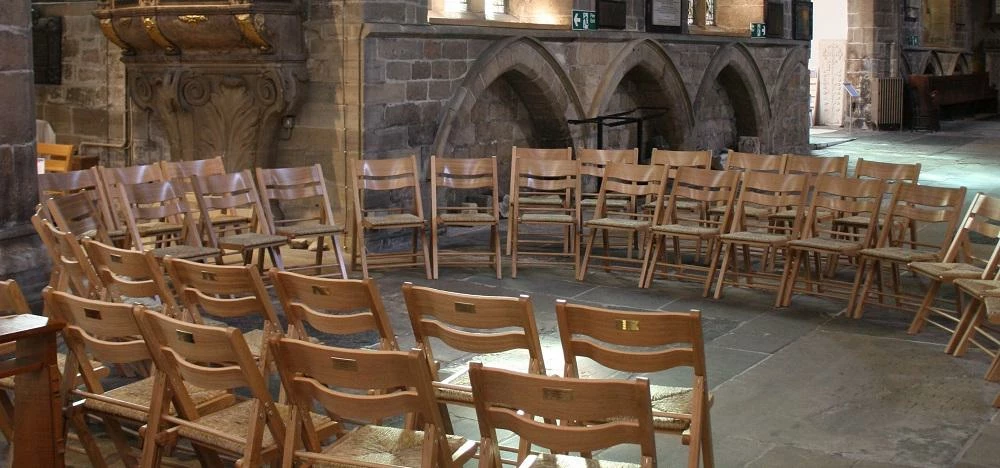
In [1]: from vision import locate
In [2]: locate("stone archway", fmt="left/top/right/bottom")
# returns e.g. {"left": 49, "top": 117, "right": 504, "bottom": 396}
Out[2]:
{"left": 692, "top": 43, "right": 771, "bottom": 153}
{"left": 588, "top": 39, "right": 694, "bottom": 154}
{"left": 954, "top": 54, "right": 971, "bottom": 75}
{"left": 432, "top": 36, "right": 584, "bottom": 194}
{"left": 770, "top": 47, "right": 810, "bottom": 153}
{"left": 922, "top": 51, "right": 945, "bottom": 76}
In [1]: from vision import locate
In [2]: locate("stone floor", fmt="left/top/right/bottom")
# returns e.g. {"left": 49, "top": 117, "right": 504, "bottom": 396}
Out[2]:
{"left": 6, "top": 119, "right": 1000, "bottom": 467}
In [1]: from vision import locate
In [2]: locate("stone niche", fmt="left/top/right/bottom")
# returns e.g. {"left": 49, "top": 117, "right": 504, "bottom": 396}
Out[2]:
{"left": 94, "top": 0, "right": 307, "bottom": 170}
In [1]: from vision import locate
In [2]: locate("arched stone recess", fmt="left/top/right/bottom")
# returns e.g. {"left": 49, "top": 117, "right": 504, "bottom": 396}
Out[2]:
{"left": 769, "top": 47, "right": 810, "bottom": 154}
{"left": 921, "top": 51, "right": 945, "bottom": 75}
{"left": 691, "top": 43, "right": 772, "bottom": 154}
{"left": 588, "top": 39, "right": 694, "bottom": 156}
{"left": 431, "top": 36, "right": 585, "bottom": 195}
{"left": 954, "top": 54, "right": 971, "bottom": 75}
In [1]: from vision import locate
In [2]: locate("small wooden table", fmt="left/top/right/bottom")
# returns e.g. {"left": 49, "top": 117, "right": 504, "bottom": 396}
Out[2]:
{"left": 0, "top": 314, "right": 65, "bottom": 467}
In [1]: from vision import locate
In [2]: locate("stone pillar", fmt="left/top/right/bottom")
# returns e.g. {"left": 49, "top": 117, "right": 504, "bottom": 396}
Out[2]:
{"left": 0, "top": 0, "right": 48, "bottom": 292}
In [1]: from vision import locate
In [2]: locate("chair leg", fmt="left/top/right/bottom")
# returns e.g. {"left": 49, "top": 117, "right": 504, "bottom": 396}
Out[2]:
{"left": 577, "top": 228, "right": 598, "bottom": 281}
{"left": 68, "top": 409, "right": 108, "bottom": 468}
{"left": 639, "top": 234, "right": 661, "bottom": 289}
{"left": 986, "top": 351, "right": 1000, "bottom": 382}
{"left": 492, "top": 224, "right": 502, "bottom": 280}
{"left": 701, "top": 408, "right": 715, "bottom": 468}
{"left": 780, "top": 249, "right": 804, "bottom": 308}
{"left": 431, "top": 220, "right": 440, "bottom": 280}
{"left": 848, "top": 257, "right": 874, "bottom": 319}
{"left": 419, "top": 226, "right": 433, "bottom": 280}
{"left": 314, "top": 236, "right": 326, "bottom": 276}
{"left": 712, "top": 243, "right": 735, "bottom": 300}
{"left": 702, "top": 239, "right": 722, "bottom": 298}
{"left": 511, "top": 223, "right": 520, "bottom": 279}
{"left": 948, "top": 299, "right": 982, "bottom": 356}
{"left": 268, "top": 246, "right": 284, "bottom": 271}
{"left": 359, "top": 228, "right": 371, "bottom": 279}
{"left": 907, "top": 280, "right": 942, "bottom": 335}
{"left": 330, "top": 234, "right": 349, "bottom": 279}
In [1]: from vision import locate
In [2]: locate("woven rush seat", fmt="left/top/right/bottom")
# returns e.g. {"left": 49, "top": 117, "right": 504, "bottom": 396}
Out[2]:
{"left": 277, "top": 223, "right": 342, "bottom": 237}
{"left": 646, "top": 199, "right": 700, "bottom": 211}
{"left": 859, "top": 247, "right": 939, "bottom": 263}
{"left": 584, "top": 217, "right": 649, "bottom": 229}
{"left": 711, "top": 204, "right": 770, "bottom": 218}
{"left": 364, "top": 213, "right": 424, "bottom": 227}
{"left": 84, "top": 377, "right": 230, "bottom": 422}
{"left": 909, "top": 262, "right": 984, "bottom": 279}
{"left": 651, "top": 223, "right": 718, "bottom": 237}
{"left": 788, "top": 236, "right": 864, "bottom": 252}
{"left": 177, "top": 400, "right": 333, "bottom": 455}
{"left": 315, "top": 425, "right": 468, "bottom": 467}
{"left": 439, "top": 212, "right": 495, "bottom": 223}
{"left": 150, "top": 244, "right": 220, "bottom": 260}
{"left": 136, "top": 221, "right": 182, "bottom": 237}
{"left": 953, "top": 278, "right": 1000, "bottom": 297}
{"left": 520, "top": 195, "right": 564, "bottom": 206}
{"left": 521, "top": 213, "right": 574, "bottom": 223}
{"left": 209, "top": 214, "right": 249, "bottom": 225}
{"left": 719, "top": 231, "right": 791, "bottom": 243}
{"left": 984, "top": 296, "right": 1000, "bottom": 324}
{"left": 218, "top": 233, "right": 288, "bottom": 249}
{"left": 525, "top": 453, "right": 641, "bottom": 468}
{"left": 580, "top": 198, "right": 629, "bottom": 208}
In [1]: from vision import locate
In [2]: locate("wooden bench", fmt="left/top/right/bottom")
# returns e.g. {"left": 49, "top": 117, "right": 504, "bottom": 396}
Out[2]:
{"left": 908, "top": 73, "right": 998, "bottom": 130}
{"left": 36, "top": 143, "right": 75, "bottom": 173}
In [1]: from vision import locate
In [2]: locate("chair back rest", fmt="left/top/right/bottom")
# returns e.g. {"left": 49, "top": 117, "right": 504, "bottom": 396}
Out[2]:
{"left": 469, "top": 363, "right": 656, "bottom": 465}
{"left": 665, "top": 167, "right": 740, "bottom": 227}
{"left": 99, "top": 164, "right": 166, "bottom": 228}
{"left": 511, "top": 146, "right": 572, "bottom": 161}
{"left": 803, "top": 175, "right": 885, "bottom": 243}
{"left": 46, "top": 191, "right": 112, "bottom": 244}
{"left": 118, "top": 179, "right": 200, "bottom": 250}
{"left": 650, "top": 149, "right": 712, "bottom": 179}
{"left": 37, "top": 168, "right": 115, "bottom": 227}
{"left": 941, "top": 193, "right": 1000, "bottom": 273}
{"left": 783, "top": 154, "right": 849, "bottom": 177}
{"left": 255, "top": 164, "right": 335, "bottom": 232}
{"left": 82, "top": 239, "right": 180, "bottom": 316}
{"left": 192, "top": 170, "right": 271, "bottom": 243}
{"left": 161, "top": 157, "right": 226, "bottom": 190}
{"left": 38, "top": 143, "right": 75, "bottom": 173}
{"left": 163, "top": 257, "right": 281, "bottom": 325}
{"left": 725, "top": 151, "right": 786, "bottom": 173}
{"left": 271, "top": 339, "right": 443, "bottom": 430}
{"left": 402, "top": 282, "right": 544, "bottom": 377}
{"left": 350, "top": 155, "right": 424, "bottom": 218}
{"left": 874, "top": 183, "right": 967, "bottom": 255}
{"left": 0, "top": 281, "right": 29, "bottom": 355}
{"left": 595, "top": 163, "right": 666, "bottom": 220}
{"left": 729, "top": 172, "right": 809, "bottom": 236}
{"left": 135, "top": 309, "right": 279, "bottom": 431}
{"left": 46, "top": 289, "right": 148, "bottom": 367}
{"left": 853, "top": 158, "right": 920, "bottom": 183}
{"left": 577, "top": 148, "right": 639, "bottom": 181}
{"left": 514, "top": 158, "right": 580, "bottom": 194}
{"left": 269, "top": 270, "right": 397, "bottom": 349}
{"left": 556, "top": 300, "right": 707, "bottom": 376}
{"left": 431, "top": 156, "right": 499, "bottom": 219}
{"left": 33, "top": 212, "right": 103, "bottom": 298}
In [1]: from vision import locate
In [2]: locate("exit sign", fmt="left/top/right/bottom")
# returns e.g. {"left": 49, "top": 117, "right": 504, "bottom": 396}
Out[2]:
{"left": 572, "top": 10, "right": 597, "bottom": 30}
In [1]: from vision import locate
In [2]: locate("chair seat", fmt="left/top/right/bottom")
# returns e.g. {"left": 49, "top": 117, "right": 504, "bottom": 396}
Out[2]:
{"left": 909, "top": 262, "right": 983, "bottom": 280}
{"left": 364, "top": 214, "right": 425, "bottom": 227}
{"left": 316, "top": 425, "right": 468, "bottom": 467}
{"left": 520, "top": 195, "right": 564, "bottom": 206}
{"left": 137, "top": 222, "right": 182, "bottom": 237}
{"left": 649, "top": 385, "right": 696, "bottom": 431}
{"left": 833, "top": 215, "right": 874, "bottom": 227}
{"left": 584, "top": 218, "right": 649, "bottom": 230}
{"left": 523, "top": 453, "right": 641, "bottom": 468}
{"left": 521, "top": 213, "right": 574, "bottom": 223}
{"left": 788, "top": 236, "right": 863, "bottom": 253}
{"left": 278, "top": 223, "right": 343, "bottom": 237}
{"left": 580, "top": 198, "right": 629, "bottom": 209}
{"left": 859, "top": 247, "right": 939, "bottom": 263}
{"left": 983, "top": 296, "right": 1000, "bottom": 324}
{"left": 150, "top": 245, "right": 221, "bottom": 260}
{"left": 219, "top": 233, "right": 288, "bottom": 249}
{"left": 953, "top": 278, "right": 1000, "bottom": 298}
{"left": 719, "top": 231, "right": 790, "bottom": 244}
{"left": 650, "top": 224, "right": 719, "bottom": 238}
{"left": 177, "top": 400, "right": 333, "bottom": 455}
{"left": 210, "top": 214, "right": 250, "bottom": 226}
{"left": 439, "top": 212, "right": 496, "bottom": 224}
{"left": 711, "top": 205, "right": 770, "bottom": 218}
{"left": 84, "top": 377, "right": 231, "bottom": 422}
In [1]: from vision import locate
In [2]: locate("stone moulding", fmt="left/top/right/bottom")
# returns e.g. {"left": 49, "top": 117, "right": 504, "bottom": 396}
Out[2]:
{"left": 94, "top": 1, "right": 307, "bottom": 170}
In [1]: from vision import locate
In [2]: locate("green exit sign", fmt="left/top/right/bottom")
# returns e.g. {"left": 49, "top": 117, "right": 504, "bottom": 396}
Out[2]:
{"left": 750, "top": 22, "right": 766, "bottom": 38}
{"left": 572, "top": 10, "right": 597, "bottom": 31}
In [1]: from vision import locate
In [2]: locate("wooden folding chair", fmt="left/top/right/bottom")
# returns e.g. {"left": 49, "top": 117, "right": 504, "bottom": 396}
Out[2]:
{"left": 510, "top": 158, "right": 580, "bottom": 279}
{"left": 946, "top": 276, "right": 1000, "bottom": 388}
{"left": 117, "top": 179, "right": 220, "bottom": 261}
{"left": 707, "top": 151, "right": 787, "bottom": 221}
{"left": 909, "top": 193, "right": 1000, "bottom": 338}
{"left": 38, "top": 142, "right": 75, "bottom": 173}
{"left": 97, "top": 164, "right": 167, "bottom": 239}
{"left": 82, "top": 239, "right": 182, "bottom": 317}
{"left": 641, "top": 167, "right": 740, "bottom": 289}
{"left": 469, "top": 363, "right": 657, "bottom": 468}
{"left": 163, "top": 257, "right": 282, "bottom": 356}
{"left": 271, "top": 339, "right": 476, "bottom": 467}
{"left": 162, "top": 157, "right": 251, "bottom": 234}
{"left": 46, "top": 189, "right": 114, "bottom": 245}
{"left": 255, "top": 164, "right": 348, "bottom": 279}
{"left": 576, "top": 148, "right": 639, "bottom": 246}
{"left": 706, "top": 172, "right": 809, "bottom": 299}
{"left": 401, "top": 282, "right": 545, "bottom": 437}
{"left": 37, "top": 168, "right": 117, "bottom": 233}
{"left": 834, "top": 158, "right": 921, "bottom": 236}
{"left": 430, "top": 156, "right": 502, "bottom": 279}
{"left": 555, "top": 300, "right": 712, "bottom": 467}
{"left": 48, "top": 289, "right": 233, "bottom": 467}
{"left": 269, "top": 269, "right": 398, "bottom": 349}
{"left": 578, "top": 162, "right": 666, "bottom": 282}
{"left": 645, "top": 148, "right": 713, "bottom": 215}
{"left": 192, "top": 170, "right": 289, "bottom": 269}
{"left": 778, "top": 176, "right": 886, "bottom": 307}
{"left": 505, "top": 146, "right": 573, "bottom": 255}
{"left": 769, "top": 154, "right": 849, "bottom": 226}
{"left": 349, "top": 155, "right": 431, "bottom": 279}
{"left": 33, "top": 209, "right": 104, "bottom": 298}
{"left": 135, "top": 309, "right": 336, "bottom": 467}
{"left": 848, "top": 183, "right": 967, "bottom": 319}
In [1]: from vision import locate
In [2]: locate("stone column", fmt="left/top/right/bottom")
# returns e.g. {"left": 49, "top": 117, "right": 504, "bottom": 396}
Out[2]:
{"left": 0, "top": 0, "right": 48, "bottom": 292}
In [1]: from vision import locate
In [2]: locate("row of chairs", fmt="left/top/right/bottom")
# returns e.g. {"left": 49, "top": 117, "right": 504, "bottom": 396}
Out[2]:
{"left": 0, "top": 257, "right": 714, "bottom": 466}
{"left": 37, "top": 157, "right": 349, "bottom": 278}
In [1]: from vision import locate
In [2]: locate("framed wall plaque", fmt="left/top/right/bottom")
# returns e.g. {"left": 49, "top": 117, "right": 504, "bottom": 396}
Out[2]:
{"left": 646, "top": 0, "right": 685, "bottom": 33}
{"left": 793, "top": 1, "right": 813, "bottom": 41}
